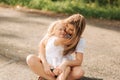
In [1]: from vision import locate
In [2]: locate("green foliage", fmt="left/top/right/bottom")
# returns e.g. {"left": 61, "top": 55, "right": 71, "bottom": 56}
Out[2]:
{"left": 28, "top": 0, "right": 48, "bottom": 9}
{"left": 0, "top": 0, "right": 30, "bottom": 6}
{"left": 0, "top": 0, "right": 120, "bottom": 20}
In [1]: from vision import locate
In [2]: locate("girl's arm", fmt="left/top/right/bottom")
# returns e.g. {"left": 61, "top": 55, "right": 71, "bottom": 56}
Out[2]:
{"left": 59, "top": 52, "right": 83, "bottom": 68}
{"left": 38, "top": 35, "right": 55, "bottom": 76}
{"left": 54, "top": 53, "right": 83, "bottom": 75}
{"left": 38, "top": 37, "right": 47, "bottom": 64}
{"left": 64, "top": 52, "right": 83, "bottom": 67}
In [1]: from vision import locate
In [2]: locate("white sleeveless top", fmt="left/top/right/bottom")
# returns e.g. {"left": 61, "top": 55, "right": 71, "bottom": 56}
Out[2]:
{"left": 46, "top": 36, "right": 69, "bottom": 68}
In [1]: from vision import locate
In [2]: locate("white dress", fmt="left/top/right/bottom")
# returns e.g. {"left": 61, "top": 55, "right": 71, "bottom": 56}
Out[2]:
{"left": 46, "top": 36, "right": 69, "bottom": 68}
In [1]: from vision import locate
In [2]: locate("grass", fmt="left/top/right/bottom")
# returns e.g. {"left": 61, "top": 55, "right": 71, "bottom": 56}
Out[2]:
{"left": 0, "top": 0, "right": 120, "bottom": 20}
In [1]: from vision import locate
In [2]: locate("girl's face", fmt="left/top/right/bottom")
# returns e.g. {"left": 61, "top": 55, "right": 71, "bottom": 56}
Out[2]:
{"left": 65, "top": 24, "right": 74, "bottom": 35}
{"left": 54, "top": 23, "right": 66, "bottom": 38}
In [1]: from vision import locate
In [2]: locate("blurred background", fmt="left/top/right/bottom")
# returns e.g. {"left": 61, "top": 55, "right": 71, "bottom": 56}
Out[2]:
{"left": 0, "top": 0, "right": 120, "bottom": 20}
{"left": 0, "top": 0, "right": 120, "bottom": 80}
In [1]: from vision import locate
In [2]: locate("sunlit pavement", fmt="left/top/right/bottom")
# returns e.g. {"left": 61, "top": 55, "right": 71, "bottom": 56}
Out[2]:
{"left": 0, "top": 7, "right": 55, "bottom": 80}
{"left": 0, "top": 7, "right": 56, "bottom": 61}
{"left": 0, "top": 7, "right": 120, "bottom": 80}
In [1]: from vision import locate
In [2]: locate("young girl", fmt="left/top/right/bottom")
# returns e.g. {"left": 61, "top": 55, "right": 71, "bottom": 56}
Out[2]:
{"left": 44, "top": 21, "right": 71, "bottom": 80}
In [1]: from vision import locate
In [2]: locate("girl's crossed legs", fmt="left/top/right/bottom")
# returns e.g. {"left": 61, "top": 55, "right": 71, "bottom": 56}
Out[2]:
{"left": 26, "top": 54, "right": 56, "bottom": 80}
{"left": 26, "top": 54, "right": 84, "bottom": 80}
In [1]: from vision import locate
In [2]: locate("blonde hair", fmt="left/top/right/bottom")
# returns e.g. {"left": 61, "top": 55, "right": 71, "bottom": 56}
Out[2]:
{"left": 46, "top": 14, "right": 86, "bottom": 55}
{"left": 63, "top": 14, "right": 86, "bottom": 55}
{"left": 47, "top": 20, "right": 65, "bottom": 37}
{"left": 47, "top": 21, "right": 58, "bottom": 36}
{"left": 47, "top": 21, "right": 58, "bottom": 35}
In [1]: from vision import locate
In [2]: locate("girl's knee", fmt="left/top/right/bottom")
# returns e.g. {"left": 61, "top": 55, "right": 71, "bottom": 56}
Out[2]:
{"left": 72, "top": 67, "right": 85, "bottom": 79}
{"left": 79, "top": 69, "right": 85, "bottom": 77}
{"left": 76, "top": 69, "right": 85, "bottom": 78}
{"left": 26, "top": 54, "right": 37, "bottom": 65}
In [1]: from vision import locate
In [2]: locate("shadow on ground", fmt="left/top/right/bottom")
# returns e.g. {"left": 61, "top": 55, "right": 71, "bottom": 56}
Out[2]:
{"left": 80, "top": 76, "right": 103, "bottom": 80}
{"left": 0, "top": 16, "right": 46, "bottom": 26}
{"left": 86, "top": 19, "right": 120, "bottom": 32}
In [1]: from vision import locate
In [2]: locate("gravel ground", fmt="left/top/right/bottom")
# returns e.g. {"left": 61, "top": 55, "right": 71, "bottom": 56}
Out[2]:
{"left": 0, "top": 7, "right": 120, "bottom": 80}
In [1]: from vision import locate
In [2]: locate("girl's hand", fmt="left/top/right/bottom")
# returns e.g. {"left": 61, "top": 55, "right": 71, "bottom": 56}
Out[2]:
{"left": 54, "top": 61, "right": 67, "bottom": 75}
{"left": 43, "top": 62, "right": 55, "bottom": 77}
{"left": 58, "top": 63, "right": 67, "bottom": 72}
{"left": 53, "top": 67, "right": 62, "bottom": 76}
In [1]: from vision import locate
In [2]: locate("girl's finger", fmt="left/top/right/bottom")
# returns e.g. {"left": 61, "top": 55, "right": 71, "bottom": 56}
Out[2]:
{"left": 49, "top": 70, "right": 55, "bottom": 76}
{"left": 58, "top": 69, "right": 62, "bottom": 74}
{"left": 54, "top": 69, "right": 59, "bottom": 75}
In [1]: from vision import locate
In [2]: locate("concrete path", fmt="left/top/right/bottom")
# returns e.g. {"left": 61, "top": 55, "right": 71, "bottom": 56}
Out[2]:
{"left": 0, "top": 7, "right": 57, "bottom": 61}
{"left": 0, "top": 55, "right": 38, "bottom": 80}
{"left": 0, "top": 7, "right": 120, "bottom": 80}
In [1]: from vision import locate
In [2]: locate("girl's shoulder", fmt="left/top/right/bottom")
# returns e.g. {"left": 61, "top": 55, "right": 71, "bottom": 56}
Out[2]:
{"left": 43, "top": 35, "right": 52, "bottom": 46}
{"left": 77, "top": 37, "right": 85, "bottom": 47}
{"left": 75, "top": 37, "right": 86, "bottom": 53}
{"left": 80, "top": 37, "right": 85, "bottom": 41}
{"left": 46, "top": 36, "right": 58, "bottom": 45}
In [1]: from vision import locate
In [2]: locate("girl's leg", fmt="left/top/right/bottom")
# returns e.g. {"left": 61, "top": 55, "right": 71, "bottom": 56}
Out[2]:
{"left": 57, "top": 67, "right": 71, "bottom": 80}
{"left": 26, "top": 54, "right": 55, "bottom": 80}
{"left": 67, "top": 66, "right": 84, "bottom": 80}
